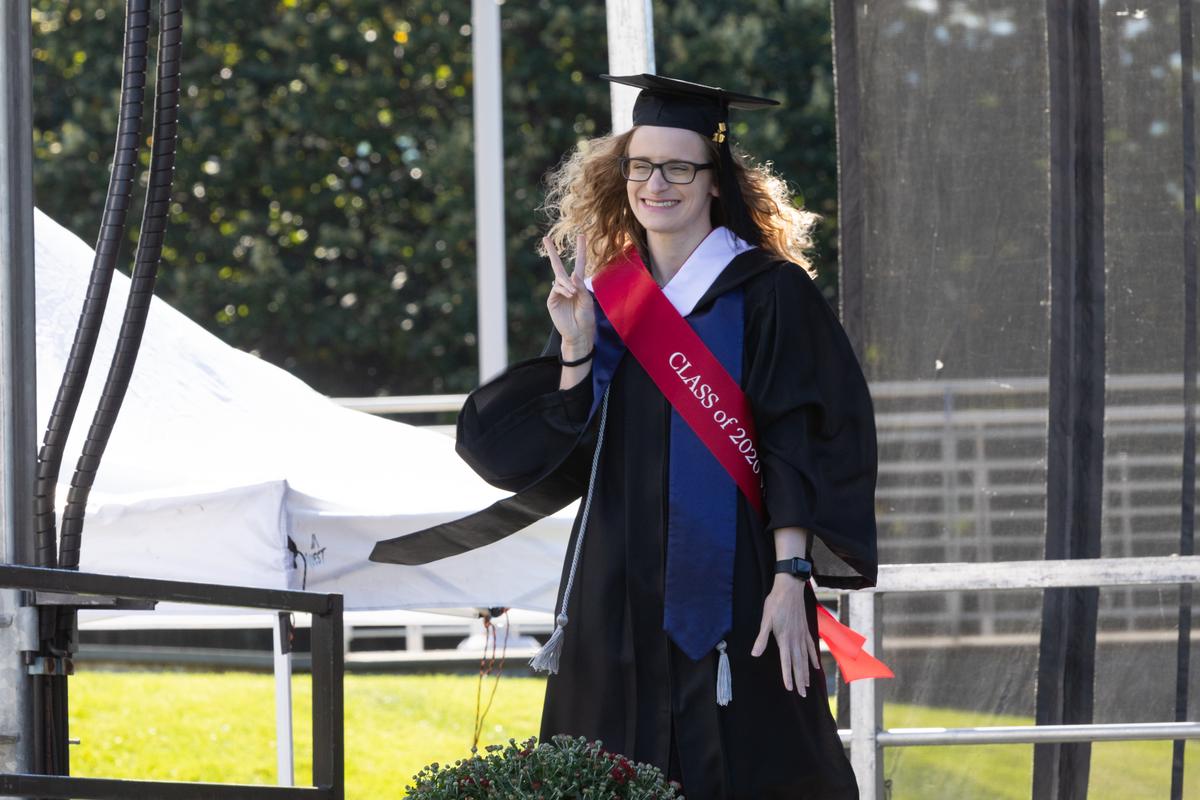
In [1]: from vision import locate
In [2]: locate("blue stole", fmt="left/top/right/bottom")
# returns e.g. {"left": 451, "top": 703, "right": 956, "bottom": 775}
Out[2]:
{"left": 587, "top": 287, "right": 744, "bottom": 661}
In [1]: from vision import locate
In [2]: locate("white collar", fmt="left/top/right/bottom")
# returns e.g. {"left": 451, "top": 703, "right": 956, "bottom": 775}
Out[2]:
{"left": 583, "top": 227, "right": 754, "bottom": 316}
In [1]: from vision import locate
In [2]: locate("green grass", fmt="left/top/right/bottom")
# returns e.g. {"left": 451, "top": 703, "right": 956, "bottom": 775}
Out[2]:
{"left": 68, "top": 669, "right": 1198, "bottom": 799}
{"left": 881, "top": 705, "right": 1200, "bottom": 799}
{"left": 69, "top": 670, "right": 546, "bottom": 797}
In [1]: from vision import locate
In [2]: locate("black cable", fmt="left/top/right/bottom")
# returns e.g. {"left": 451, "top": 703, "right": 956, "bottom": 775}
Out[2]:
{"left": 287, "top": 537, "right": 309, "bottom": 590}
{"left": 30, "top": 1, "right": 157, "bottom": 776}
{"left": 58, "top": 0, "right": 183, "bottom": 570}
{"left": 33, "top": 0, "right": 151, "bottom": 569}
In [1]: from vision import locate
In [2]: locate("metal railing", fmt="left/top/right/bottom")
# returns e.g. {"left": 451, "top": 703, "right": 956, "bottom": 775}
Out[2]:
{"left": 335, "top": 394, "right": 466, "bottom": 415}
{"left": 837, "top": 555, "right": 1200, "bottom": 800}
{"left": 0, "top": 565, "right": 344, "bottom": 800}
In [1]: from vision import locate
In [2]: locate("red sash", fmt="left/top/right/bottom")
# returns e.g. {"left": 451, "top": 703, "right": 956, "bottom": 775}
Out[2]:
{"left": 592, "top": 250, "right": 764, "bottom": 514}
{"left": 592, "top": 248, "right": 893, "bottom": 682}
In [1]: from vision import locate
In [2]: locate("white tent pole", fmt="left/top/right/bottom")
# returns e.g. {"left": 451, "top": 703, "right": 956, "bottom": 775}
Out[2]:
{"left": 472, "top": 0, "right": 508, "bottom": 381}
{"left": 0, "top": 0, "right": 37, "bottom": 780}
{"left": 272, "top": 613, "right": 295, "bottom": 786}
{"left": 606, "top": 0, "right": 656, "bottom": 132}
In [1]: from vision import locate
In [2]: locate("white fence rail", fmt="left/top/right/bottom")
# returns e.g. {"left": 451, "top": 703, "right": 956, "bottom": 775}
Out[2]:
{"left": 840, "top": 556, "right": 1200, "bottom": 800}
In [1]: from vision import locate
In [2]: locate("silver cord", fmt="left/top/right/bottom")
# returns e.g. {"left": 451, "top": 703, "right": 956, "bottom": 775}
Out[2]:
{"left": 530, "top": 384, "right": 611, "bottom": 674}
{"left": 557, "top": 384, "right": 611, "bottom": 625}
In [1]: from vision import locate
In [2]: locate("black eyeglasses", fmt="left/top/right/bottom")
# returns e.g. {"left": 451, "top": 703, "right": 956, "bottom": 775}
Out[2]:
{"left": 620, "top": 157, "right": 715, "bottom": 185}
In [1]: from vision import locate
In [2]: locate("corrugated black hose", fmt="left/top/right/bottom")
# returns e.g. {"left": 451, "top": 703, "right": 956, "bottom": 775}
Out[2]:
{"left": 57, "top": 0, "right": 182, "bottom": 571}
{"left": 31, "top": 0, "right": 182, "bottom": 778}
{"left": 32, "top": 0, "right": 151, "bottom": 569}
{"left": 31, "top": 1, "right": 154, "bottom": 778}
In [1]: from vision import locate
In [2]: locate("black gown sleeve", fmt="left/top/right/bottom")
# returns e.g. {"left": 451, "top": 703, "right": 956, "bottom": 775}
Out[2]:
{"left": 456, "top": 327, "right": 595, "bottom": 492}
{"left": 745, "top": 263, "right": 879, "bottom": 589}
{"left": 368, "top": 327, "right": 597, "bottom": 566}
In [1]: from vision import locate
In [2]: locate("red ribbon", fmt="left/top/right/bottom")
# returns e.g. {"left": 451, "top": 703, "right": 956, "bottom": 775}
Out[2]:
{"left": 815, "top": 605, "right": 894, "bottom": 681}
{"left": 593, "top": 248, "right": 892, "bottom": 683}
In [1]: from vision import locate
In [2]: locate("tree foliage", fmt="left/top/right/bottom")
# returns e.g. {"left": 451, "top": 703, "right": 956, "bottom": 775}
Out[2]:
{"left": 31, "top": 0, "right": 836, "bottom": 396}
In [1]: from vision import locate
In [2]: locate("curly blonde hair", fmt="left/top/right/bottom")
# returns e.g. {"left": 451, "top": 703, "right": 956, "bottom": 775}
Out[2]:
{"left": 539, "top": 127, "right": 819, "bottom": 278}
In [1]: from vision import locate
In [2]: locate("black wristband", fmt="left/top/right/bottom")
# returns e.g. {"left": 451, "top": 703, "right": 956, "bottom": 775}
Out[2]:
{"left": 774, "top": 557, "right": 813, "bottom": 580}
{"left": 559, "top": 347, "right": 595, "bottom": 367}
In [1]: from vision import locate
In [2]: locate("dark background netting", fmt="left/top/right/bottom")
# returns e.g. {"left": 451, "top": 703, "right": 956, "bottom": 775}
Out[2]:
{"left": 836, "top": 2, "right": 1199, "bottom": 796}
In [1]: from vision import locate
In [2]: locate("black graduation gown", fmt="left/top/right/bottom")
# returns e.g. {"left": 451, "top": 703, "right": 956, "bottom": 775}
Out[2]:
{"left": 374, "top": 248, "right": 878, "bottom": 799}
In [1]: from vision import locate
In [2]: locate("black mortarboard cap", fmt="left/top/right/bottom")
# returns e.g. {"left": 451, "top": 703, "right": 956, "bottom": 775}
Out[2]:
{"left": 600, "top": 74, "right": 780, "bottom": 247}
{"left": 600, "top": 73, "right": 779, "bottom": 143}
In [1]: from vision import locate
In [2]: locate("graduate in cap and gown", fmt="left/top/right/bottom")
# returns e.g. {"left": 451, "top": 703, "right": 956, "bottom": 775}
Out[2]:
{"left": 372, "top": 74, "right": 881, "bottom": 799}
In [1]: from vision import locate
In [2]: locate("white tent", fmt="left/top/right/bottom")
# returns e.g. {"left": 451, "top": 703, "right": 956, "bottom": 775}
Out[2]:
{"left": 35, "top": 207, "right": 575, "bottom": 614}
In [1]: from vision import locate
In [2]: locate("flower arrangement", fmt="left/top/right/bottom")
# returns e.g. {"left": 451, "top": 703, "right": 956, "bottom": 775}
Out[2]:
{"left": 404, "top": 735, "right": 685, "bottom": 799}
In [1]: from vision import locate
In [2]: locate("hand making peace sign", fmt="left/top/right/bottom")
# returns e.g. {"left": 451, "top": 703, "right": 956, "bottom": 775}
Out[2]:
{"left": 544, "top": 233, "right": 596, "bottom": 350}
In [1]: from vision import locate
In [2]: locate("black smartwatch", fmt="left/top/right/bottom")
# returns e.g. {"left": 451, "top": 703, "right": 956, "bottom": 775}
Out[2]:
{"left": 774, "top": 556, "right": 813, "bottom": 581}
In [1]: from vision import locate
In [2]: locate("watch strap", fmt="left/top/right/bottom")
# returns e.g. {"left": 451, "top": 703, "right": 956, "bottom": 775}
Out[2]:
{"left": 774, "top": 556, "right": 813, "bottom": 578}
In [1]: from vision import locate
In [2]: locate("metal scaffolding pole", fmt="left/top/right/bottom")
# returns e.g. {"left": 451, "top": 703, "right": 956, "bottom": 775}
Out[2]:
{"left": 471, "top": 0, "right": 508, "bottom": 382}
{"left": 0, "top": 0, "right": 38, "bottom": 790}
{"left": 470, "top": 0, "right": 653, "bottom": 382}
{"left": 606, "top": 0, "right": 655, "bottom": 132}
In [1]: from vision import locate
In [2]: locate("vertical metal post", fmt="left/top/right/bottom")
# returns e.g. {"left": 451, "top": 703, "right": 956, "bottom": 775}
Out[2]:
{"left": 1173, "top": 2, "right": 1197, "bottom": 797}
{"left": 848, "top": 591, "right": 884, "bottom": 800}
{"left": 830, "top": 0, "right": 868, "bottom": 735}
{"left": 406, "top": 625, "right": 425, "bottom": 653}
{"left": 829, "top": 0, "right": 866, "bottom": 358}
{"left": 311, "top": 597, "right": 344, "bottom": 799}
{"left": 272, "top": 614, "right": 295, "bottom": 787}
{"left": 605, "top": 0, "right": 655, "bottom": 133}
{"left": 974, "top": 428, "right": 996, "bottom": 636}
{"left": 1036, "top": 1, "right": 1106, "bottom": 797}
{"left": 940, "top": 388, "right": 962, "bottom": 636}
{"left": 0, "top": 0, "right": 37, "bottom": 790}
{"left": 471, "top": 0, "right": 507, "bottom": 382}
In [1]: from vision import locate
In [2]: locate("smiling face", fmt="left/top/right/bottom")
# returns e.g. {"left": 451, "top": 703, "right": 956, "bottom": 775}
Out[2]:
{"left": 625, "top": 125, "right": 719, "bottom": 243}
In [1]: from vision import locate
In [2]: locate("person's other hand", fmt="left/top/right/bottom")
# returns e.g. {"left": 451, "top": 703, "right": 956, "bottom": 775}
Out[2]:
{"left": 751, "top": 575, "right": 820, "bottom": 697}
